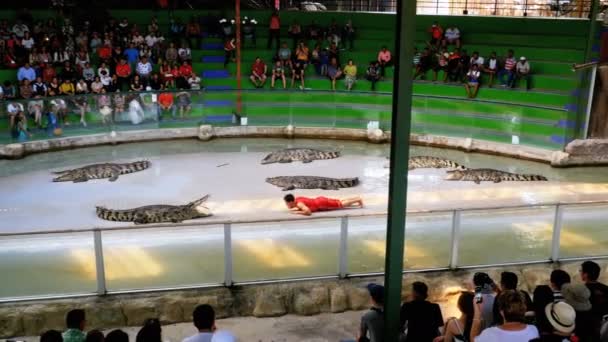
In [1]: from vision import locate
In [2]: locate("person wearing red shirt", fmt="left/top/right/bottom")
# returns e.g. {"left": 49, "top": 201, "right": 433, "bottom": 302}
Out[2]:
{"left": 283, "top": 194, "right": 363, "bottom": 216}
{"left": 157, "top": 88, "right": 176, "bottom": 120}
{"left": 250, "top": 57, "right": 267, "bottom": 88}
{"left": 377, "top": 46, "right": 392, "bottom": 78}
{"left": 267, "top": 11, "right": 281, "bottom": 50}
{"left": 224, "top": 38, "right": 236, "bottom": 68}
{"left": 115, "top": 58, "right": 131, "bottom": 91}
{"left": 97, "top": 44, "right": 112, "bottom": 63}
{"left": 428, "top": 21, "right": 443, "bottom": 48}
{"left": 42, "top": 64, "right": 56, "bottom": 84}
{"left": 177, "top": 61, "right": 193, "bottom": 89}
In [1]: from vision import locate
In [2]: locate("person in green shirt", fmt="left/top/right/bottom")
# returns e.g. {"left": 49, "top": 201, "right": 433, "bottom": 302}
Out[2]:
{"left": 343, "top": 59, "right": 357, "bottom": 91}
{"left": 63, "top": 309, "right": 86, "bottom": 342}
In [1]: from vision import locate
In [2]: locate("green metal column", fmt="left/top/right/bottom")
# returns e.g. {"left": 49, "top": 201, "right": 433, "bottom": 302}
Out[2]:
{"left": 383, "top": 0, "right": 416, "bottom": 340}
{"left": 585, "top": 0, "right": 599, "bottom": 62}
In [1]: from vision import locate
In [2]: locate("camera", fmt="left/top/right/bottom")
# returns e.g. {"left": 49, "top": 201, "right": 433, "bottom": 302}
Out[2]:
{"left": 475, "top": 286, "right": 483, "bottom": 304}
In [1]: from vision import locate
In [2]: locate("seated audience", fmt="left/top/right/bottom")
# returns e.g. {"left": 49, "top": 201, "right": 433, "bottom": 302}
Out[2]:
{"left": 295, "top": 41, "right": 310, "bottom": 67}
{"left": 551, "top": 270, "right": 571, "bottom": 302}
{"left": 344, "top": 59, "right": 357, "bottom": 91}
{"left": 562, "top": 283, "right": 595, "bottom": 342}
{"left": 433, "top": 49, "right": 449, "bottom": 82}
{"left": 492, "top": 272, "right": 533, "bottom": 325}
{"left": 105, "top": 330, "right": 128, "bottom": 342}
{"left": 327, "top": 58, "right": 343, "bottom": 91}
{"left": 271, "top": 60, "right": 286, "bottom": 89}
{"left": 158, "top": 89, "right": 175, "bottom": 120}
{"left": 400, "top": 281, "right": 444, "bottom": 342}
{"left": 250, "top": 57, "right": 267, "bottom": 88}
{"left": 434, "top": 292, "right": 474, "bottom": 342}
{"left": 482, "top": 52, "right": 498, "bottom": 88}
{"left": 176, "top": 91, "right": 192, "bottom": 118}
{"left": 580, "top": 260, "right": 608, "bottom": 335}
{"left": 498, "top": 49, "right": 517, "bottom": 88}
{"left": 188, "top": 73, "right": 202, "bottom": 90}
{"left": 473, "top": 272, "right": 497, "bottom": 329}
{"left": 63, "top": 309, "right": 86, "bottom": 342}
{"left": 366, "top": 61, "right": 381, "bottom": 91}
{"left": 291, "top": 61, "right": 305, "bottom": 89}
{"left": 42, "top": 330, "right": 64, "bottom": 342}
{"left": 277, "top": 42, "right": 292, "bottom": 69}
{"left": 428, "top": 21, "right": 443, "bottom": 48}
{"left": 357, "top": 283, "right": 385, "bottom": 342}
{"left": 414, "top": 48, "right": 432, "bottom": 80}
{"left": 85, "top": 330, "right": 105, "bottom": 342}
{"left": 136, "top": 318, "right": 162, "bottom": 342}
{"left": 471, "top": 290, "right": 540, "bottom": 342}
{"left": 377, "top": 46, "right": 392, "bottom": 78}
{"left": 183, "top": 304, "right": 216, "bottom": 342}
{"left": 515, "top": 56, "right": 531, "bottom": 90}
{"left": 464, "top": 64, "right": 480, "bottom": 98}
{"left": 443, "top": 25, "right": 461, "bottom": 48}
{"left": 530, "top": 301, "right": 577, "bottom": 342}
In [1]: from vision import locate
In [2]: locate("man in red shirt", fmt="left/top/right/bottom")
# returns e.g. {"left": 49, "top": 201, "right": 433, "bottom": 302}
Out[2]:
{"left": 284, "top": 194, "right": 363, "bottom": 216}
{"left": 267, "top": 11, "right": 281, "bottom": 50}
{"left": 250, "top": 57, "right": 267, "bottom": 88}
{"left": 115, "top": 58, "right": 131, "bottom": 92}
{"left": 178, "top": 61, "right": 193, "bottom": 89}
{"left": 98, "top": 44, "right": 112, "bottom": 63}
{"left": 157, "top": 88, "right": 175, "bottom": 120}
{"left": 428, "top": 21, "right": 443, "bottom": 48}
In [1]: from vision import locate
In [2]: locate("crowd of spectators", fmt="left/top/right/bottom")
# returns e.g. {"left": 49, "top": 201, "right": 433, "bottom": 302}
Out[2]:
{"left": 413, "top": 21, "right": 532, "bottom": 98}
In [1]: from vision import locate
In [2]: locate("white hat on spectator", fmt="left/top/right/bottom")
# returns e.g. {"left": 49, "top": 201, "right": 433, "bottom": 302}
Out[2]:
{"left": 520, "top": 56, "right": 526, "bottom": 60}
{"left": 211, "top": 330, "right": 238, "bottom": 342}
{"left": 545, "top": 302, "right": 576, "bottom": 334}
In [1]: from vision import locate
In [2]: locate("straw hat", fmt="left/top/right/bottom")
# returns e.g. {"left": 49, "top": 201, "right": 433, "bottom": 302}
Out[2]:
{"left": 545, "top": 302, "right": 576, "bottom": 334}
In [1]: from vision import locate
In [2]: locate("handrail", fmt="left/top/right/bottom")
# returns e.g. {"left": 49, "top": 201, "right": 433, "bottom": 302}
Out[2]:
{"left": 2, "top": 198, "right": 608, "bottom": 237}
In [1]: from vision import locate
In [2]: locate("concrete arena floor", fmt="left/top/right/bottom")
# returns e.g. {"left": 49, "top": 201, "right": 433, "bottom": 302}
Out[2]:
{"left": 1, "top": 138, "right": 608, "bottom": 234}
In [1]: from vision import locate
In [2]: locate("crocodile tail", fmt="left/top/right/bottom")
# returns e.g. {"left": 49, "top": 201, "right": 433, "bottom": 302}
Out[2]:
{"left": 524, "top": 174, "right": 548, "bottom": 181}
{"left": 121, "top": 160, "right": 151, "bottom": 174}
{"left": 96, "top": 206, "right": 135, "bottom": 222}
{"left": 325, "top": 151, "right": 341, "bottom": 159}
{"left": 341, "top": 177, "right": 359, "bottom": 187}
{"left": 96, "top": 206, "right": 115, "bottom": 221}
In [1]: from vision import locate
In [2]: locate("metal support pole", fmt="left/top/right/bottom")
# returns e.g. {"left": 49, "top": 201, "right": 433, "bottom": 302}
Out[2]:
{"left": 585, "top": 0, "right": 599, "bottom": 62}
{"left": 383, "top": 0, "right": 416, "bottom": 339}
{"left": 449, "top": 210, "right": 462, "bottom": 269}
{"left": 224, "top": 223, "right": 233, "bottom": 286}
{"left": 235, "top": 0, "right": 242, "bottom": 115}
{"left": 551, "top": 205, "right": 564, "bottom": 262}
{"left": 584, "top": 65, "right": 598, "bottom": 138}
{"left": 93, "top": 230, "right": 107, "bottom": 295}
{"left": 339, "top": 216, "right": 349, "bottom": 278}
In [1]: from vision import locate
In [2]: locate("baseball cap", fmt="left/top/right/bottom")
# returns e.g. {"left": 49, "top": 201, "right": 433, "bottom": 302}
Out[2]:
{"left": 366, "top": 283, "right": 384, "bottom": 304}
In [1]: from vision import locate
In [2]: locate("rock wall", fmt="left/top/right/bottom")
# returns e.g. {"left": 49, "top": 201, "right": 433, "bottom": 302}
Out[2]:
{"left": 2, "top": 260, "right": 607, "bottom": 338}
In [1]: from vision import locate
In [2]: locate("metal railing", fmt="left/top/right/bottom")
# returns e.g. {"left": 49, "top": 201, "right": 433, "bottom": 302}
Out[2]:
{"left": 1, "top": 199, "right": 608, "bottom": 302}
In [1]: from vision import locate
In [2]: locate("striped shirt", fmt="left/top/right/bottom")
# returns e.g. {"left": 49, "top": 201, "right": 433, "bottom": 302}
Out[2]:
{"left": 504, "top": 57, "right": 516, "bottom": 71}
{"left": 553, "top": 290, "right": 565, "bottom": 302}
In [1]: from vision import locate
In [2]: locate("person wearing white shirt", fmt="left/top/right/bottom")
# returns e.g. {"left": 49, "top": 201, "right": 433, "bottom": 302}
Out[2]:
{"left": 7, "top": 102, "right": 24, "bottom": 129}
{"left": 471, "top": 290, "right": 539, "bottom": 342}
{"left": 469, "top": 51, "right": 484, "bottom": 68}
{"left": 443, "top": 26, "right": 461, "bottom": 48}
{"left": 97, "top": 63, "right": 110, "bottom": 78}
{"left": 515, "top": 56, "right": 531, "bottom": 90}
{"left": 182, "top": 304, "right": 216, "bottom": 342}
{"left": 145, "top": 34, "right": 157, "bottom": 48}
{"left": 188, "top": 75, "right": 202, "bottom": 90}
{"left": 483, "top": 51, "right": 499, "bottom": 88}
{"left": 21, "top": 31, "right": 35, "bottom": 50}
{"left": 178, "top": 45, "right": 192, "bottom": 62}
{"left": 464, "top": 64, "right": 481, "bottom": 99}
{"left": 136, "top": 57, "right": 153, "bottom": 85}
{"left": 12, "top": 22, "right": 29, "bottom": 38}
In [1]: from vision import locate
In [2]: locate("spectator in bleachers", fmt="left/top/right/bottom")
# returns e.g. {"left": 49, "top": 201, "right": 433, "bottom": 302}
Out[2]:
{"left": 464, "top": 64, "right": 481, "bottom": 98}
{"left": 319, "top": 47, "right": 330, "bottom": 76}
{"left": 482, "top": 51, "right": 498, "bottom": 88}
{"left": 366, "top": 61, "right": 381, "bottom": 91}
{"left": 562, "top": 283, "right": 595, "bottom": 341}
{"left": 150, "top": 73, "right": 163, "bottom": 91}
{"left": 242, "top": 17, "right": 257, "bottom": 48}
{"left": 434, "top": 292, "right": 474, "bottom": 342}
{"left": 271, "top": 60, "right": 286, "bottom": 89}
{"left": 63, "top": 309, "right": 86, "bottom": 342}
{"left": 498, "top": 49, "right": 516, "bottom": 88}
{"left": 3, "top": 80, "right": 16, "bottom": 99}
{"left": 288, "top": 21, "right": 303, "bottom": 50}
{"left": 32, "top": 76, "right": 47, "bottom": 97}
{"left": 19, "top": 79, "right": 32, "bottom": 99}
{"left": 311, "top": 44, "right": 321, "bottom": 73}
{"left": 471, "top": 290, "right": 539, "bottom": 342}
{"left": 61, "top": 61, "right": 77, "bottom": 82}
{"left": 186, "top": 17, "right": 202, "bottom": 50}
{"left": 178, "top": 60, "right": 193, "bottom": 89}
{"left": 550, "top": 270, "right": 571, "bottom": 302}
{"left": 530, "top": 302, "right": 577, "bottom": 342}
{"left": 178, "top": 43, "right": 192, "bottom": 63}
{"left": 250, "top": 57, "right": 267, "bottom": 88}
{"left": 115, "top": 57, "right": 131, "bottom": 91}
{"left": 42, "top": 330, "right": 64, "bottom": 342}
{"left": 183, "top": 304, "right": 216, "bottom": 342}
{"left": 327, "top": 57, "right": 343, "bottom": 91}
{"left": 165, "top": 42, "right": 179, "bottom": 65}
{"left": 446, "top": 48, "right": 461, "bottom": 82}
{"left": 357, "top": 283, "right": 385, "bottom": 342}
{"left": 470, "top": 51, "right": 484, "bottom": 70}
{"left": 515, "top": 57, "right": 531, "bottom": 90}
{"left": 580, "top": 260, "right": 608, "bottom": 330}
{"left": 105, "top": 330, "right": 128, "bottom": 342}
{"left": 85, "top": 330, "right": 104, "bottom": 342}
{"left": 48, "top": 77, "right": 60, "bottom": 97}
{"left": 223, "top": 38, "right": 236, "bottom": 69}
{"left": 267, "top": 11, "right": 281, "bottom": 50}
{"left": 414, "top": 47, "right": 432, "bottom": 80}
{"left": 344, "top": 59, "right": 357, "bottom": 91}
{"left": 60, "top": 78, "right": 75, "bottom": 96}
{"left": 124, "top": 43, "right": 139, "bottom": 68}
{"left": 413, "top": 47, "right": 421, "bottom": 68}
{"left": 176, "top": 91, "right": 192, "bottom": 118}
{"left": 291, "top": 60, "right": 305, "bottom": 90}
{"left": 75, "top": 79, "right": 88, "bottom": 94}
{"left": 136, "top": 318, "right": 162, "bottom": 342}
{"left": 136, "top": 56, "right": 153, "bottom": 86}
{"left": 91, "top": 76, "right": 104, "bottom": 94}
{"left": 443, "top": 25, "right": 461, "bottom": 49}
{"left": 473, "top": 272, "right": 497, "bottom": 329}
{"left": 4, "top": 46, "right": 18, "bottom": 68}
{"left": 377, "top": 46, "right": 392, "bottom": 78}
{"left": 159, "top": 60, "right": 174, "bottom": 88}
{"left": 277, "top": 42, "right": 292, "bottom": 69}
{"left": 82, "top": 62, "right": 95, "bottom": 84}
{"left": 295, "top": 41, "right": 310, "bottom": 68}
{"left": 17, "top": 61, "right": 36, "bottom": 82}
{"left": 342, "top": 20, "right": 355, "bottom": 51}
{"left": 492, "top": 272, "right": 533, "bottom": 325}
{"left": 188, "top": 73, "right": 202, "bottom": 91}
{"left": 400, "top": 281, "right": 443, "bottom": 342}
{"left": 130, "top": 75, "right": 144, "bottom": 92}
{"left": 328, "top": 42, "right": 340, "bottom": 66}
{"left": 428, "top": 21, "right": 443, "bottom": 49}
{"left": 458, "top": 49, "right": 470, "bottom": 81}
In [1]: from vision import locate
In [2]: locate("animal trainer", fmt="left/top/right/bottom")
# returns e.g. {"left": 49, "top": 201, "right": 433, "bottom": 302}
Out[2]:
{"left": 283, "top": 194, "right": 364, "bottom": 216}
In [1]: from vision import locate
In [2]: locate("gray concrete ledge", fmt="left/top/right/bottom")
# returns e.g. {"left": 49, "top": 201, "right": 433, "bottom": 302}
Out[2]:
{"left": 0, "top": 125, "right": 605, "bottom": 167}
{"left": 1, "top": 260, "right": 606, "bottom": 338}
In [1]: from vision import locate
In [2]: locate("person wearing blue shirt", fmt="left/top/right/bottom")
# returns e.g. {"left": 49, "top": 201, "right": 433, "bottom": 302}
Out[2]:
{"left": 17, "top": 63, "right": 36, "bottom": 82}
{"left": 123, "top": 43, "right": 140, "bottom": 66}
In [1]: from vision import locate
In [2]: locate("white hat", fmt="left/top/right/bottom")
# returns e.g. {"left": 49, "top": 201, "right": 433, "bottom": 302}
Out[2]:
{"left": 520, "top": 56, "right": 526, "bottom": 60}
{"left": 211, "top": 330, "right": 237, "bottom": 342}
{"left": 545, "top": 302, "right": 576, "bottom": 334}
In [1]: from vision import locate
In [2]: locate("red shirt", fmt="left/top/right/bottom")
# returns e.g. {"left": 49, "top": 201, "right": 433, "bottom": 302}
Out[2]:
{"left": 179, "top": 64, "right": 193, "bottom": 77}
{"left": 42, "top": 67, "right": 56, "bottom": 83}
{"left": 116, "top": 63, "right": 131, "bottom": 77}
{"left": 295, "top": 196, "right": 342, "bottom": 212}
{"left": 430, "top": 26, "right": 443, "bottom": 39}
{"left": 252, "top": 61, "right": 266, "bottom": 76}
{"left": 98, "top": 46, "right": 112, "bottom": 59}
{"left": 158, "top": 93, "right": 174, "bottom": 108}
{"left": 270, "top": 15, "right": 280, "bottom": 30}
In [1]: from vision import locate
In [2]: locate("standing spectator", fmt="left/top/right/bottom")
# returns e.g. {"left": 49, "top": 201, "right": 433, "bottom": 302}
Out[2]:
{"left": 377, "top": 46, "right": 392, "bottom": 78}
{"left": 319, "top": 47, "right": 330, "bottom": 76}
{"left": 580, "top": 261, "right": 608, "bottom": 327}
{"left": 473, "top": 272, "right": 497, "bottom": 329}
{"left": 562, "top": 283, "right": 594, "bottom": 342}
{"left": 41, "top": 330, "right": 64, "bottom": 342}
{"left": 492, "top": 272, "right": 533, "bottom": 326}
{"left": 267, "top": 11, "right": 281, "bottom": 50}
{"left": 530, "top": 301, "right": 577, "bottom": 342}
{"left": 188, "top": 73, "right": 202, "bottom": 90}
{"left": 186, "top": 17, "right": 202, "bottom": 49}
{"left": 271, "top": 60, "right": 286, "bottom": 89}
{"left": 499, "top": 49, "right": 516, "bottom": 88}
{"left": 115, "top": 58, "right": 131, "bottom": 91}
{"left": 515, "top": 57, "right": 531, "bottom": 90}
{"left": 288, "top": 20, "right": 303, "bottom": 49}
{"left": 471, "top": 290, "right": 539, "bottom": 342}
{"left": 291, "top": 61, "right": 305, "bottom": 90}
{"left": 434, "top": 292, "right": 474, "bottom": 342}
{"left": 311, "top": 44, "right": 321, "bottom": 73}
{"left": 223, "top": 38, "right": 236, "bottom": 69}
{"left": 531, "top": 285, "right": 555, "bottom": 328}
{"left": 446, "top": 48, "right": 462, "bottom": 82}
{"left": 483, "top": 51, "right": 498, "bottom": 88}
{"left": 105, "top": 330, "right": 128, "bottom": 342}
{"left": 550, "top": 270, "right": 571, "bottom": 303}
{"left": 428, "top": 21, "right": 443, "bottom": 48}
{"left": 242, "top": 17, "right": 257, "bottom": 48}
{"left": 250, "top": 57, "right": 267, "bottom": 88}
{"left": 136, "top": 318, "right": 161, "bottom": 342}
{"left": 342, "top": 20, "right": 355, "bottom": 51}
{"left": 464, "top": 64, "right": 481, "bottom": 98}
{"left": 400, "top": 281, "right": 443, "bottom": 342}
{"left": 182, "top": 304, "right": 216, "bottom": 342}
{"left": 343, "top": 59, "right": 357, "bottom": 91}
{"left": 327, "top": 58, "right": 343, "bottom": 91}
{"left": 18, "top": 62, "right": 36, "bottom": 82}
{"left": 63, "top": 309, "right": 86, "bottom": 342}
{"left": 136, "top": 56, "right": 153, "bottom": 86}
{"left": 357, "top": 283, "right": 384, "bottom": 342}
{"left": 443, "top": 25, "right": 461, "bottom": 48}
{"left": 366, "top": 61, "right": 381, "bottom": 91}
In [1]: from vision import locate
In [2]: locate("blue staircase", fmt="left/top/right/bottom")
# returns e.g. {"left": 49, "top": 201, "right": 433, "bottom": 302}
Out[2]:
{"left": 201, "top": 39, "right": 235, "bottom": 121}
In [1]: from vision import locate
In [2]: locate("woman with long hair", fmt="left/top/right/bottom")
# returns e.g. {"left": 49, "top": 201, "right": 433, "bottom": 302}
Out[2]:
{"left": 434, "top": 292, "right": 474, "bottom": 342}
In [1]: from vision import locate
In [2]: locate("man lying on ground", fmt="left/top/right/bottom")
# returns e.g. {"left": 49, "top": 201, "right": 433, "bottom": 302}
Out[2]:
{"left": 283, "top": 193, "right": 363, "bottom": 216}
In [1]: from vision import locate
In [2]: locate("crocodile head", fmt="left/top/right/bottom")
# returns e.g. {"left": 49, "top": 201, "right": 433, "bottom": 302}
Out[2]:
{"left": 444, "top": 169, "right": 465, "bottom": 180}
{"left": 188, "top": 195, "right": 212, "bottom": 217}
{"left": 52, "top": 172, "right": 79, "bottom": 182}
{"left": 265, "top": 177, "right": 283, "bottom": 186}
{"left": 260, "top": 153, "right": 278, "bottom": 165}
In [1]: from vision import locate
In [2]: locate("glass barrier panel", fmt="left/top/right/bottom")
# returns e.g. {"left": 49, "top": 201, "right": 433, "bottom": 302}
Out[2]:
{"left": 231, "top": 219, "right": 340, "bottom": 282}
{"left": 347, "top": 216, "right": 387, "bottom": 274}
{"left": 404, "top": 212, "right": 453, "bottom": 269}
{"left": 458, "top": 206, "right": 554, "bottom": 266}
{"left": 101, "top": 225, "right": 224, "bottom": 291}
{"left": 560, "top": 204, "right": 608, "bottom": 258}
{"left": 0, "top": 232, "right": 96, "bottom": 298}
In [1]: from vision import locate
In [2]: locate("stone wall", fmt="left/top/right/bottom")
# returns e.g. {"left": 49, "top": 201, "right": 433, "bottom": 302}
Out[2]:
{"left": 2, "top": 260, "right": 607, "bottom": 338}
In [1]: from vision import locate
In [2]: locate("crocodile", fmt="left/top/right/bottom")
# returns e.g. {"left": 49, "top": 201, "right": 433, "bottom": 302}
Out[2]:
{"left": 96, "top": 195, "right": 212, "bottom": 224}
{"left": 384, "top": 156, "right": 466, "bottom": 170}
{"left": 444, "top": 168, "right": 548, "bottom": 184}
{"left": 261, "top": 148, "right": 340, "bottom": 164}
{"left": 266, "top": 176, "right": 359, "bottom": 191}
{"left": 52, "top": 161, "right": 150, "bottom": 183}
